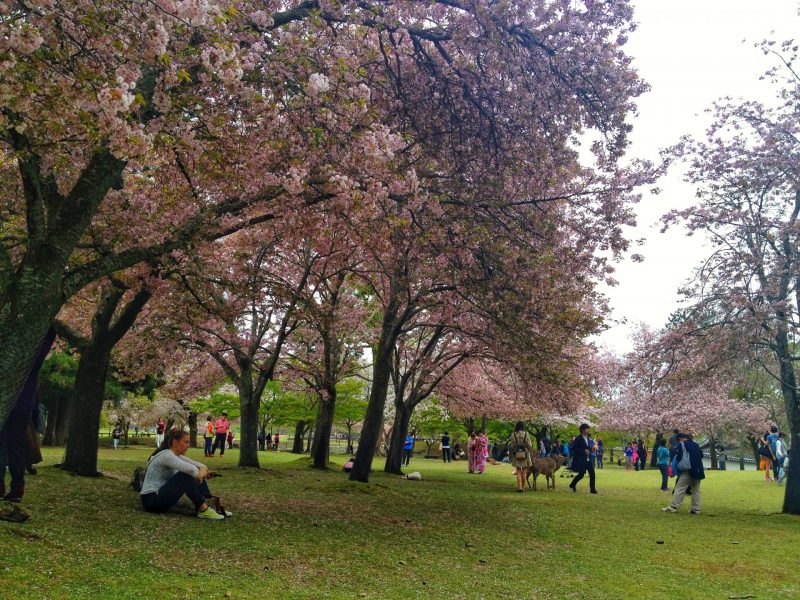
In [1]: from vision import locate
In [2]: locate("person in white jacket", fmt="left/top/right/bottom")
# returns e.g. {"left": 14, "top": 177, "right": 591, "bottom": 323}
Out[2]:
{"left": 140, "top": 429, "right": 229, "bottom": 520}
{"left": 776, "top": 433, "right": 788, "bottom": 485}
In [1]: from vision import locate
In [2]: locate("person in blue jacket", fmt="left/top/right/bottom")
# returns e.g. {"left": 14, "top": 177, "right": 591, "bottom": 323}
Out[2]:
{"left": 656, "top": 439, "right": 670, "bottom": 491}
{"left": 662, "top": 432, "right": 705, "bottom": 514}
{"left": 402, "top": 430, "right": 415, "bottom": 466}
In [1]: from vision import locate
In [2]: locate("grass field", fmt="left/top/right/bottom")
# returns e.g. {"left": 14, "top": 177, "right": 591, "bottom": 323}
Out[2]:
{"left": 1, "top": 446, "right": 797, "bottom": 600}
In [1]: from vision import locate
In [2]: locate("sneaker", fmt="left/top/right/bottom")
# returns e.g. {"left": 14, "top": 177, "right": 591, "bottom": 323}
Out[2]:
{"left": 689, "top": 509, "right": 700, "bottom": 514}
{"left": 197, "top": 506, "right": 224, "bottom": 520}
{"left": 569, "top": 486, "right": 576, "bottom": 493}
{"left": 661, "top": 506, "right": 677, "bottom": 513}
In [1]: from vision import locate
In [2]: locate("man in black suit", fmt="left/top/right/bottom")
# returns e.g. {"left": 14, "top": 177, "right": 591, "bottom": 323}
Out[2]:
{"left": 569, "top": 423, "right": 597, "bottom": 494}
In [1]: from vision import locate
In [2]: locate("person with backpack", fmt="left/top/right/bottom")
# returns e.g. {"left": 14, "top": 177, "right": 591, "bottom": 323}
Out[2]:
{"left": 508, "top": 421, "right": 533, "bottom": 493}
{"left": 203, "top": 415, "right": 215, "bottom": 457}
{"left": 758, "top": 435, "right": 776, "bottom": 482}
{"left": 662, "top": 432, "right": 705, "bottom": 514}
{"left": 140, "top": 429, "right": 231, "bottom": 520}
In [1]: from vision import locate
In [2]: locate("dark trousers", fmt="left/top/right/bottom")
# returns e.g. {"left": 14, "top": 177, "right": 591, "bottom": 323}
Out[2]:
{"left": 212, "top": 433, "right": 226, "bottom": 456}
{"left": 141, "top": 472, "right": 211, "bottom": 512}
{"left": 773, "top": 457, "right": 781, "bottom": 479}
{"left": 639, "top": 455, "right": 647, "bottom": 470}
{"left": 204, "top": 437, "right": 213, "bottom": 455}
{"left": 570, "top": 464, "right": 596, "bottom": 491}
{"left": 596, "top": 455, "right": 604, "bottom": 469}
{"left": 0, "top": 405, "right": 33, "bottom": 494}
{"left": 442, "top": 448, "right": 451, "bottom": 463}
{"left": 659, "top": 464, "right": 669, "bottom": 490}
{"left": 402, "top": 449, "right": 412, "bottom": 466}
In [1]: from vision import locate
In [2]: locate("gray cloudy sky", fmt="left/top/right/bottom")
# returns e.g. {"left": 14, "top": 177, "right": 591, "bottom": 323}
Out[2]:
{"left": 596, "top": 0, "right": 800, "bottom": 354}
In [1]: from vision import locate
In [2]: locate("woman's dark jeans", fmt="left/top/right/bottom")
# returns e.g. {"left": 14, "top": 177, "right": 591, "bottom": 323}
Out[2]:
{"left": 141, "top": 472, "right": 211, "bottom": 512}
{"left": 659, "top": 464, "right": 669, "bottom": 490}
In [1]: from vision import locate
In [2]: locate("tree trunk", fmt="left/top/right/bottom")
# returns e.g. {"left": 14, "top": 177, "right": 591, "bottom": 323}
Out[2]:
{"left": 60, "top": 346, "right": 111, "bottom": 476}
{"left": 650, "top": 433, "right": 664, "bottom": 468}
{"left": 350, "top": 302, "right": 400, "bottom": 483}
{"left": 384, "top": 404, "right": 412, "bottom": 475}
{"left": 773, "top": 326, "right": 800, "bottom": 513}
{"left": 292, "top": 420, "right": 309, "bottom": 454}
{"left": 238, "top": 382, "right": 260, "bottom": 468}
{"left": 311, "top": 388, "right": 337, "bottom": 469}
{"left": 43, "top": 394, "right": 70, "bottom": 446}
{"left": 785, "top": 431, "right": 800, "bottom": 513}
{"left": 463, "top": 417, "right": 475, "bottom": 434}
{"left": 188, "top": 411, "right": 198, "bottom": 448}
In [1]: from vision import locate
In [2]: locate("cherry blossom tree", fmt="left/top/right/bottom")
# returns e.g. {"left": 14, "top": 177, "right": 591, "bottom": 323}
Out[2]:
{"left": 340, "top": 0, "right": 649, "bottom": 483}
{"left": 655, "top": 40, "right": 800, "bottom": 512}
{"left": 281, "top": 229, "right": 370, "bottom": 469}
{"left": 156, "top": 231, "right": 316, "bottom": 468}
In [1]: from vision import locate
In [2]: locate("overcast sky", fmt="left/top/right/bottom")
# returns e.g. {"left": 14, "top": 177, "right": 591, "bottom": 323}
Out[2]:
{"left": 595, "top": 0, "right": 800, "bottom": 354}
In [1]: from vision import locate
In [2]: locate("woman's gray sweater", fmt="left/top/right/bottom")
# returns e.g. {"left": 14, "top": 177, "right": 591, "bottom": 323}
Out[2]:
{"left": 140, "top": 450, "right": 205, "bottom": 495}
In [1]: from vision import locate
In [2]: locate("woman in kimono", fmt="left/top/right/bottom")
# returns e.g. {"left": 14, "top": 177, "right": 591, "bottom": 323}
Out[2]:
{"left": 475, "top": 431, "right": 489, "bottom": 474}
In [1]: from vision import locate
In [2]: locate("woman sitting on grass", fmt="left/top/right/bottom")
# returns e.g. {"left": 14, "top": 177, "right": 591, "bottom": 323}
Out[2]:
{"left": 140, "top": 429, "right": 229, "bottom": 520}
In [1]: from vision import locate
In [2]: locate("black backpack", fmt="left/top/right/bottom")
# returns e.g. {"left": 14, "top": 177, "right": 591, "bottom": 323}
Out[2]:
{"left": 130, "top": 464, "right": 148, "bottom": 492}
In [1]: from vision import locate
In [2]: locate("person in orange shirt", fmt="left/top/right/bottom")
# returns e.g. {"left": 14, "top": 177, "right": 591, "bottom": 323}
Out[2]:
{"left": 211, "top": 412, "right": 229, "bottom": 457}
{"left": 203, "top": 415, "right": 215, "bottom": 457}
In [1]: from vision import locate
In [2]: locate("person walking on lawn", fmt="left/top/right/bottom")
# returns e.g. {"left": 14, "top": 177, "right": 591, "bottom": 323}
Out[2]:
{"left": 662, "top": 432, "right": 705, "bottom": 514}
{"left": 569, "top": 424, "right": 598, "bottom": 494}
{"left": 211, "top": 412, "right": 229, "bottom": 457}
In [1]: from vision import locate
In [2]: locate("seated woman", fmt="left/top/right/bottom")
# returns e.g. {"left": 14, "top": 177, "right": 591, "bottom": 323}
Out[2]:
{"left": 140, "top": 429, "right": 230, "bottom": 520}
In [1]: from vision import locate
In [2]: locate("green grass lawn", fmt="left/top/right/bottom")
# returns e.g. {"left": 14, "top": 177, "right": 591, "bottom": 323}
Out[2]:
{"left": 1, "top": 447, "right": 797, "bottom": 599}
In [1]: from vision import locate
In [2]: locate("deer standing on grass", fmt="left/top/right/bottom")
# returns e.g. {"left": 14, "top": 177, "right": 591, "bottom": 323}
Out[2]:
{"left": 526, "top": 455, "right": 568, "bottom": 491}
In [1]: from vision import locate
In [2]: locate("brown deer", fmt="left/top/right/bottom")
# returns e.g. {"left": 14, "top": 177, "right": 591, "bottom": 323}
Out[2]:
{"left": 526, "top": 455, "right": 568, "bottom": 491}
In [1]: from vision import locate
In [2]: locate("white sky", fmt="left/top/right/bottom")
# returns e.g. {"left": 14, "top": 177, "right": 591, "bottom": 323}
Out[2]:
{"left": 596, "top": 0, "right": 800, "bottom": 354}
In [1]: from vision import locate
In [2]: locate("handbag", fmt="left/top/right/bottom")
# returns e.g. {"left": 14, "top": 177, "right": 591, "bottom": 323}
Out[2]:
{"left": 513, "top": 433, "right": 528, "bottom": 461}
{"left": 676, "top": 442, "right": 691, "bottom": 471}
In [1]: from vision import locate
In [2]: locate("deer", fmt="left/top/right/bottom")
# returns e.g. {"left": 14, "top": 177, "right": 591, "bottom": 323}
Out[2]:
{"left": 526, "top": 455, "right": 568, "bottom": 491}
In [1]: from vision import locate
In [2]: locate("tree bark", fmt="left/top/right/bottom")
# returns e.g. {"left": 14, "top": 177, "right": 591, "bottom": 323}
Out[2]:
{"left": 786, "top": 431, "right": 800, "bottom": 513}
{"left": 57, "top": 284, "right": 150, "bottom": 475}
{"left": 775, "top": 326, "right": 800, "bottom": 513}
{"left": 188, "top": 411, "right": 198, "bottom": 448}
{"left": 311, "top": 387, "right": 337, "bottom": 469}
{"left": 384, "top": 403, "right": 412, "bottom": 475}
{"left": 238, "top": 379, "right": 260, "bottom": 468}
{"left": 60, "top": 345, "right": 111, "bottom": 476}
{"left": 292, "top": 420, "right": 310, "bottom": 454}
{"left": 43, "top": 394, "right": 70, "bottom": 446}
{"left": 350, "top": 299, "right": 401, "bottom": 483}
